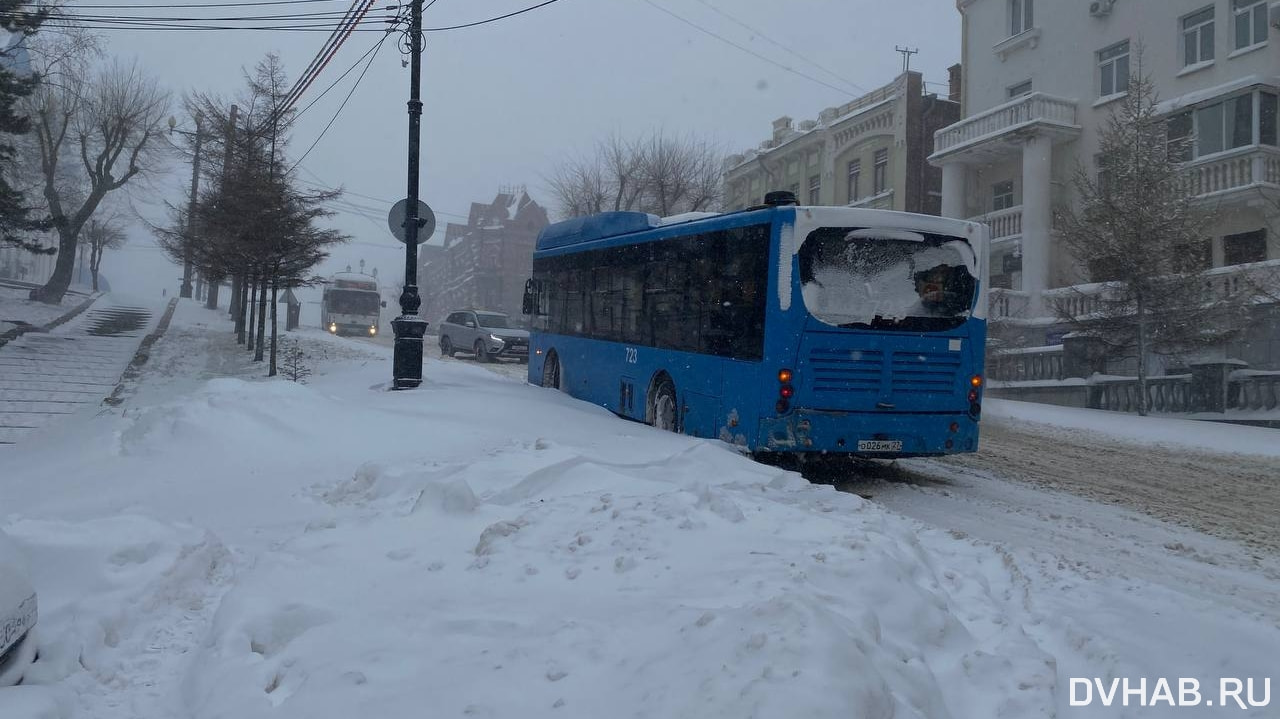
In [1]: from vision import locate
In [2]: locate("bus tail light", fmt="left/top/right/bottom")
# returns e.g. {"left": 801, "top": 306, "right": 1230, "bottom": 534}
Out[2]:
{"left": 949, "top": 422, "right": 959, "bottom": 433}
{"left": 968, "top": 389, "right": 979, "bottom": 402}
{"left": 776, "top": 369, "right": 795, "bottom": 414}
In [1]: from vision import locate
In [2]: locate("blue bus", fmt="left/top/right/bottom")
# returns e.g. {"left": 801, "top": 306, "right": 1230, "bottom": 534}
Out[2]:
{"left": 522, "top": 192, "right": 989, "bottom": 462}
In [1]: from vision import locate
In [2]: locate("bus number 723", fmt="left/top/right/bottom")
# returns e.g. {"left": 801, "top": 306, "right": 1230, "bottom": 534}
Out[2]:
{"left": 625, "top": 347, "right": 638, "bottom": 364}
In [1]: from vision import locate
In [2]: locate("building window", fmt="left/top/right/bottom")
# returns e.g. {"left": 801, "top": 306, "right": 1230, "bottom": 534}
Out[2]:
{"left": 1263, "top": 92, "right": 1278, "bottom": 146}
{"left": 1233, "top": 0, "right": 1269, "bottom": 50}
{"left": 992, "top": 181, "right": 1015, "bottom": 211}
{"left": 1167, "top": 111, "right": 1194, "bottom": 161}
{"left": 1007, "top": 80, "right": 1033, "bottom": 99}
{"left": 1223, "top": 229, "right": 1268, "bottom": 265}
{"left": 1182, "top": 7, "right": 1215, "bottom": 67}
{"left": 1098, "top": 41, "right": 1130, "bottom": 97}
{"left": 873, "top": 149, "right": 889, "bottom": 195}
{"left": 1196, "top": 94, "right": 1253, "bottom": 156}
{"left": 1010, "top": 0, "right": 1033, "bottom": 36}
{"left": 847, "top": 160, "right": 861, "bottom": 203}
{"left": 808, "top": 174, "right": 821, "bottom": 205}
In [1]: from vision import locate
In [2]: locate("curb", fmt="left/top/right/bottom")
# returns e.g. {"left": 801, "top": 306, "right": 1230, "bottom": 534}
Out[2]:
{"left": 103, "top": 298, "right": 180, "bottom": 407}
{"left": 0, "top": 291, "right": 101, "bottom": 349}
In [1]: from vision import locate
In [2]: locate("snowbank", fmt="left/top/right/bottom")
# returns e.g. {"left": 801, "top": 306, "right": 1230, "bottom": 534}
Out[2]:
{"left": 0, "top": 345, "right": 1059, "bottom": 717}
{"left": 985, "top": 398, "right": 1280, "bottom": 459}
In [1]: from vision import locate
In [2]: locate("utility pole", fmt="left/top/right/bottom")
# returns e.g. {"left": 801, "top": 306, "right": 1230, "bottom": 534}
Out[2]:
{"left": 895, "top": 46, "right": 919, "bottom": 74}
{"left": 391, "top": 0, "right": 428, "bottom": 390}
{"left": 172, "top": 115, "right": 204, "bottom": 299}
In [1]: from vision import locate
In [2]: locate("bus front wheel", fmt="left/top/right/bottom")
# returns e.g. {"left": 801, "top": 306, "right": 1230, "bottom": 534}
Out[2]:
{"left": 649, "top": 376, "right": 679, "bottom": 433}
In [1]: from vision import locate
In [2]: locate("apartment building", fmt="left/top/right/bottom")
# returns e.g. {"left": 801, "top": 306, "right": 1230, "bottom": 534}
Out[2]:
{"left": 722, "top": 71, "right": 960, "bottom": 215}
{"left": 419, "top": 188, "right": 550, "bottom": 327}
{"left": 932, "top": 0, "right": 1279, "bottom": 323}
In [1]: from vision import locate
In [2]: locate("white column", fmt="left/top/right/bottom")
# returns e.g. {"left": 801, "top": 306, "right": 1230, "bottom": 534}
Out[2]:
{"left": 1020, "top": 133, "right": 1053, "bottom": 317}
{"left": 941, "top": 163, "right": 966, "bottom": 219}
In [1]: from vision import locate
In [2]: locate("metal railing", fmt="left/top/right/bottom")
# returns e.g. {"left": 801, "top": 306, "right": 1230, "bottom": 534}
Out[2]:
{"left": 934, "top": 93, "right": 1079, "bottom": 156}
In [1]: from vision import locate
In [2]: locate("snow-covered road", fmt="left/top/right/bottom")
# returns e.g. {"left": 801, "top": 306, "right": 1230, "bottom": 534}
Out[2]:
{"left": 1, "top": 302, "right": 1277, "bottom": 718}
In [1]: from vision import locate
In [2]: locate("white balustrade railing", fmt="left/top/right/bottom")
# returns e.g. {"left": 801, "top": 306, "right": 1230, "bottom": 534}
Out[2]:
{"left": 934, "top": 93, "right": 1079, "bottom": 155}
{"left": 1185, "top": 146, "right": 1280, "bottom": 197}
{"left": 969, "top": 205, "right": 1023, "bottom": 241}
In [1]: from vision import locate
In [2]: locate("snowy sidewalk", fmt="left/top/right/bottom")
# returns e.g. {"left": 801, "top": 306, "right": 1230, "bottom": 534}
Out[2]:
{"left": 0, "top": 295, "right": 166, "bottom": 447}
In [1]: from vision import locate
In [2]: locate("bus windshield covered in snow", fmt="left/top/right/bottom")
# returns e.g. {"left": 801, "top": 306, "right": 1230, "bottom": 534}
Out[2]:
{"left": 322, "top": 273, "right": 382, "bottom": 337}
{"left": 523, "top": 196, "right": 989, "bottom": 460}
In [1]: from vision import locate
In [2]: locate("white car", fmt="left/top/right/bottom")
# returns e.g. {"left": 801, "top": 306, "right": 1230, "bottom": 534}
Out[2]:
{"left": 0, "top": 528, "right": 37, "bottom": 686}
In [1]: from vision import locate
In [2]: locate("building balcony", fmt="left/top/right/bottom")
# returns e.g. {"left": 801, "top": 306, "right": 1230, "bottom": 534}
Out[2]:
{"left": 968, "top": 205, "right": 1023, "bottom": 243}
{"left": 1185, "top": 146, "right": 1280, "bottom": 201}
{"left": 930, "top": 93, "right": 1082, "bottom": 165}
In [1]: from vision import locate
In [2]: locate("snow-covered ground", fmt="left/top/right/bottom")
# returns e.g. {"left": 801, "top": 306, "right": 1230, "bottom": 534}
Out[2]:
{"left": 0, "top": 295, "right": 163, "bottom": 446}
{"left": 0, "top": 285, "right": 84, "bottom": 336}
{"left": 1, "top": 301, "right": 1277, "bottom": 718}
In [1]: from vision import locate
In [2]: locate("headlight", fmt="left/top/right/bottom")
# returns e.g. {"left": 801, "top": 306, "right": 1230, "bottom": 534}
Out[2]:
{"left": 329, "top": 323, "right": 337, "bottom": 333}
{"left": 489, "top": 334, "right": 504, "bottom": 344}
{"left": 369, "top": 326, "right": 377, "bottom": 335}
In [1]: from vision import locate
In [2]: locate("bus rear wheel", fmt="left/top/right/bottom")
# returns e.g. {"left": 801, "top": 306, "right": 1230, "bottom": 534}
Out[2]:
{"left": 649, "top": 376, "right": 679, "bottom": 433}
{"left": 541, "top": 351, "right": 562, "bottom": 390}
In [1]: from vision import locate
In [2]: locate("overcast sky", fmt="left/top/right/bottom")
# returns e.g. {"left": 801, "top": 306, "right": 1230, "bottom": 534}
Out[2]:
{"left": 103, "top": 0, "right": 961, "bottom": 301}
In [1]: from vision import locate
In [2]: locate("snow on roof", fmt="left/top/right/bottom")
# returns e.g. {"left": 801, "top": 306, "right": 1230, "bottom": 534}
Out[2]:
{"left": 1155, "top": 74, "right": 1280, "bottom": 114}
{"left": 724, "top": 94, "right": 901, "bottom": 174}
{"left": 657, "top": 212, "right": 722, "bottom": 226}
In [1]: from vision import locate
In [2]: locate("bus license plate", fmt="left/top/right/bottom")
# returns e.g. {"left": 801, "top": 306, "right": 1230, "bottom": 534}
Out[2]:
{"left": 857, "top": 440, "right": 902, "bottom": 453}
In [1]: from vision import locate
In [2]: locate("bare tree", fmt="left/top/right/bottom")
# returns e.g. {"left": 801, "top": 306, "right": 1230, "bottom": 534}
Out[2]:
{"left": 1054, "top": 68, "right": 1249, "bottom": 415}
{"left": 83, "top": 212, "right": 126, "bottom": 291}
{"left": 547, "top": 129, "right": 723, "bottom": 219}
{"left": 25, "top": 50, "right": 168, "bottom": 303}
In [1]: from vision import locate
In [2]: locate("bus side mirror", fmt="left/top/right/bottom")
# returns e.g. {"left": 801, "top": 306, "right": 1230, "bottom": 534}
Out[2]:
{"left": 522, "top": 278, "right": 538, "bottom": 316}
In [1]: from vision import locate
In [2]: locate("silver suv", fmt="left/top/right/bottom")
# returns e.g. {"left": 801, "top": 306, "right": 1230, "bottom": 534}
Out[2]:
{"left": 438, "top": 310, "right": 530, "bottom": 363}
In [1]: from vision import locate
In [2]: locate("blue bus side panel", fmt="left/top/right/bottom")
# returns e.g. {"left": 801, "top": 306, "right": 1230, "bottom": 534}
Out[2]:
{"left": 529, "top": 335, "right": 726, "bottom": 431}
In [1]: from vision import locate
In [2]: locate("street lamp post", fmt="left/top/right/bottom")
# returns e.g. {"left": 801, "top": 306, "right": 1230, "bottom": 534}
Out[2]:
{"left": 391, "top": 0, "right": 428, "bottom": 390}
{"left": 169, "top": 114, "right": 204, "bottom": 300}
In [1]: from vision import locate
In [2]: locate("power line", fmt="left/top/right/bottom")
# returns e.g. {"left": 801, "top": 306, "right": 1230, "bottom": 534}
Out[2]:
{"left": 278, "top": 0, "right": 374, "bottom": 114}
{"left": 20, "top": 0, "right": 350, "bottom": 8}
{"left": 637, "top": 0, "right": 858, "bottom": 98}
{"left": 421, "top": 0, "right": 562, "bottom": 32}
{"left": 291, "top": 31, "right": 389, "bottom": 169}
{"left": 38, "top": 9, "right": 387, "bottom": 21}
{"left": 291, "top": 34, "right": 384, "bottom": 121}
{"left": 687, "top": 0, "right": 865, "bottom": 95}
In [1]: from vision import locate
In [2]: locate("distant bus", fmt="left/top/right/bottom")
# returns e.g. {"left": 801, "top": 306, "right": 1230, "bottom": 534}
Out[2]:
{"left": 522, "top": 193, "right": 989, "bottom": 462}
{"left": 322, "top": 272, "right": 383, "bottom": 337}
